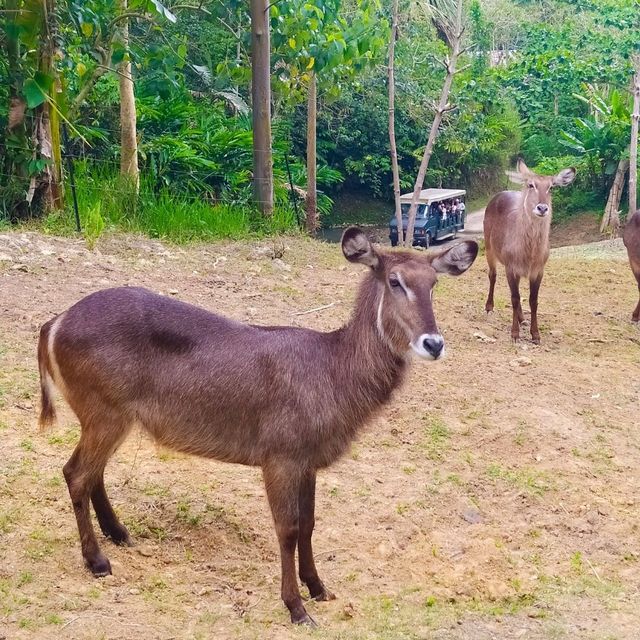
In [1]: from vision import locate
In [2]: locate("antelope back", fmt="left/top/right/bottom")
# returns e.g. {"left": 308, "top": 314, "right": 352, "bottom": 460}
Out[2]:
{"left": 624, "top": 211, "right": 640, "bottom": 275}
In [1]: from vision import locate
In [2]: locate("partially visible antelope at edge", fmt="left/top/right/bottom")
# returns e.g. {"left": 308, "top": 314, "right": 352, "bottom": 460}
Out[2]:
{"left": 37, "top": 228, "right": 478, "bottom": 626}
{"left": 623, "top": 210, "right": 640, "bottom": 322}
{"left": 484, "top": 159, "right": 576, "bottom": 343}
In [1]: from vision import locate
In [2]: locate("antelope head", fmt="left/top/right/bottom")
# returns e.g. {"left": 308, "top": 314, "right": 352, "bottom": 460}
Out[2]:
{"left": 342, "top": 227, "right": 478, "bottom": 361}
{"left": 518, "top": 158, "right": 576, "bottom": 219}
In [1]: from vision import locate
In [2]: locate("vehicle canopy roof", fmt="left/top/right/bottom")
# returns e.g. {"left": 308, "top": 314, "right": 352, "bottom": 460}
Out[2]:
{"left": 399, "top": 188, "right": 466, "bottom": 206}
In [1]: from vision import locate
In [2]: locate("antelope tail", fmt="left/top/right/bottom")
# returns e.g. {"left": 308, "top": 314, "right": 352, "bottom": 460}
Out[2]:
{"left": 37, "top": 322, "right": 57, "bottom": 430}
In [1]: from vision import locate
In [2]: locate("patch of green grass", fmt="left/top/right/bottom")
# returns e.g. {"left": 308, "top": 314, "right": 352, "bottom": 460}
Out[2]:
{"left": 86, "top": 586, "right": 102, "bottom": 599}
{"left": 45, "top": 613, "right": 63, "bottom": 625}
{"left": 176, "top": 500, "right": 202, "bottom": 527}
{"left": 142, "top": 576, "right": 170, "bottom": 610}
{"left": 24, "top": 528, "right": 57, "bottom": 560}
{"left": 44, "top": 167, "right": 298, "bottom": 245}
{"left": 123, "top": 515, "right": 169, "bottom": 542}
{"left": 514, "top": 419, "right": 529, "bottom": 446}
{"left": 46, "top": 475, "right": 63, "bottom": 488}
{"left": 355, "top": 485, "right": 371, "bottom": 498}
{"left": 361, "top": 587, "right": 541, "bottom": 639}
{"left": 142, "top": 482, "right": 170, "bottom": 498}
{"left": 420, "top": 415, "right": 450, "bottom": 461}
{"left": 204, "top": 503, "right": 251, "bottom": 544}
{"left": 47, "top": 425, "right": 80, "bottom": 447}
{"left": 0, "top": 509, "right": 17, "bottom": 533}
{"left": 18, "top": 618, "right": 37, "bottom": 630}
{"left": 446, "top": 473, "right": 462, "bottom": 486}
{"left": 17, "top": 572, "right": 33, "bottom": 587}
{"left": 570, "top": 551, "right": 584, "bottom": 573}
{"left": 486, "top": 463, "right": 552, "bottom": 496}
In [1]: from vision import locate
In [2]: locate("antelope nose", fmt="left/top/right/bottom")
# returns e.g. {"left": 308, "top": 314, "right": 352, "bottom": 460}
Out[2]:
{"left": 422, "top": 335, "right": 444, "bottom": 358}
{"left": 536, "top": 204, "right": 549, "bottom": 215}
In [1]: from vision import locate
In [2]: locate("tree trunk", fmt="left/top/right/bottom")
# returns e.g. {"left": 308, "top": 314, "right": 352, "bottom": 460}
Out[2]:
{"left": 36, "top": 0, "right": 63, "bottom": 211}
{"left": 388, "top": 0, "right": 403, "bottom": 245}
{"left": 601, "top": 157, "right": 629, "bottom": 234}
{"left": 4, "top": 0, "right": 25, "bottom": 175}
{"left": 306, "top": 72, "right": 318, "bottom": 234}
{"left": 405, "top": 0, "right": 463, "bottom": 245}
{"left": 629, "top": 58, "right": 640, "bottom": 220}
{"left": 119, "top": 0, "right": 139, "bottom": 191}
{"left": 250, "top": 0, "right": 274, "bottom": 215}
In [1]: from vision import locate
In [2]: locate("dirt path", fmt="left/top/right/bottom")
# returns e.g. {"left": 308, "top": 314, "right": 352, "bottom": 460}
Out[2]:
{"left": 1, "top": 230, "right": 639, "bottom": 640}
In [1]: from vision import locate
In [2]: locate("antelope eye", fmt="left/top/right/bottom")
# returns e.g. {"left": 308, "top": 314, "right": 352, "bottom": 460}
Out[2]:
{"left": 389, "top": 276, "right": 401, "bottom": 288}
{"left": 528, "top": 182, "right": 535, "bottom": 189}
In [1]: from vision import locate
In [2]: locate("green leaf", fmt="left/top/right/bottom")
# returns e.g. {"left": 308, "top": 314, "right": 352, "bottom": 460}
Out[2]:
{"left": 23, "top": 78, "right": 46, "bottom": 109}
{"left": 149, "top": 0, "right": 177, "bottom": 24}
{"left": 111, "top": 45, "right": 126, "bottom": 65}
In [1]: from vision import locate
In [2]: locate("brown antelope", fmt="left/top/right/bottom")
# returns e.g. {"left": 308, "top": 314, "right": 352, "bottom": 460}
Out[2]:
{"left": 623, "top": 210, "right": 640, "bottom": 322}
{"left": 484, "top": 159, "right": 576, "bottom": 343}
{"left": 37, "top": 228, "right": 478, "bottom": 626}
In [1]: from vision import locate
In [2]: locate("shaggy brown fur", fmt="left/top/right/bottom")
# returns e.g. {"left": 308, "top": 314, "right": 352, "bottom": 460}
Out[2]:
{"left": 623, "top": 210, "right": 640, "bottom": 322}
{"left": 38, "top": 227, "right": 477, "bottom": 626}
{"left": 484, "top": 159, "right": 576, "bottom": 343}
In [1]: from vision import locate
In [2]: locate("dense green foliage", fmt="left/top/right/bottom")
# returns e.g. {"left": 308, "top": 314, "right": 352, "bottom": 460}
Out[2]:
{"left": 0, "top": 0, "right": 638, "bottom": 239}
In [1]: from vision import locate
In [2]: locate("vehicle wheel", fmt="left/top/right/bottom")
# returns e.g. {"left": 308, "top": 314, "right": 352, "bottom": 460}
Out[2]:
{"left": 424, "top": 234, "right": 430, "bottom": 249}
{"left": 390, "top": 237, "right": 398, "bottom": 247}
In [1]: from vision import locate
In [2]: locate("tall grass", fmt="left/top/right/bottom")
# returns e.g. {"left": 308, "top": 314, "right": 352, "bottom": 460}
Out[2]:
{"left": 44, "top": 162, "right": 298, "bottom": 243}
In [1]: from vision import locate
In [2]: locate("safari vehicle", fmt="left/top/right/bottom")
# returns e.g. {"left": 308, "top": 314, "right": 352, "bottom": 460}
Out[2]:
{"left": 389, "top": 188, "right": 466, "bottom": 248}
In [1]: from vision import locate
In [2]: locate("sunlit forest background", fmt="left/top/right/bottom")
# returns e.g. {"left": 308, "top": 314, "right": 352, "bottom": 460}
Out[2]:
{"left": 1, "top": 0, "right": 638, "bottom": 240}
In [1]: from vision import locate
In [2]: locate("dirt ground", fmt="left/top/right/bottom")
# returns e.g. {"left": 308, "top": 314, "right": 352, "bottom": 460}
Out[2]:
{"left": 549, "top": 213, "right": 603, "bottom": 248}
{"left": 1, "top": 228, "right": 639, "bottom": 640}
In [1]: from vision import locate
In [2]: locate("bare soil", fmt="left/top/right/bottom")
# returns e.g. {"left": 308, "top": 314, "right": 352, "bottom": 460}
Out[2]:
{"left": 1, "top": 229, "right": 639, "bottom": 640}
{"left": 550, "top": 213, "right": 603, "bottom": 248}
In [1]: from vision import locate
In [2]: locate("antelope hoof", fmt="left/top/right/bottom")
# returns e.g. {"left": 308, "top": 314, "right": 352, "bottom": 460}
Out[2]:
{"left": 485, "top": 304, "right": 494, "bottom": 314}
{"left": 291, "top": 608, "right": 317, "bottom": 627}
{"left": 511, "top": 334, "right": 520, "bottom": 344}
{"left": 312, "top": 587, "right": 336, "bottom": 602}
{"left": 112, "top": 534, "right": 134, "bottom": 547}
{"left": 86, "top": 553, "right": 112, "bottom": 577}
{"left": 104, "top": 525, "right": 133, "bottom": 547}
{"left": 532, "top": 335, "right": 541, "bottom": 345}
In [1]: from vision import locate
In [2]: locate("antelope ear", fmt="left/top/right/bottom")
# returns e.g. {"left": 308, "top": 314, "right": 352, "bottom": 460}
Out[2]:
{"left": 517, "top": 158, "right": 532, "bottom": 176}
{"left": 431, "top": 240, "right": 478, "bottom": 276}
{"left": 341, "top": 227, "right": 381, "bottom": 271}
{"left": 553, "top": 167, "right": 576, "bottom": 187}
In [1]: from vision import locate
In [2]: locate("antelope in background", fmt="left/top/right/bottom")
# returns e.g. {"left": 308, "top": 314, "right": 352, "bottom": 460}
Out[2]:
{"left": 484, "top": 159, "right": 576, "bottom": 343}
{"left": 623, "top": 210, "right": 640, "bottom": 322}
{"left": 37, "top": 228, "right": 478, "bottom": 626}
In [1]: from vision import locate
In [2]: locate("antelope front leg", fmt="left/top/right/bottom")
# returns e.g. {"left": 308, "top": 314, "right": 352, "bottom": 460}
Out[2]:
{"left": 485, "top": 255, "right": 497, "bottom": 313}
{"left": 485, "top": 267, "right": 497, "bottom": 313}
{"left": 633, "top": 283, "right": 640, "bottom": 322}
{"left": 298, "top": 470, "right": 335, "bottom": 602}
{"left": 506, "top": 270, "right": 522, "bottom": 342}
{"left": 263, "top": 461, "right": 316, "bottom": 626}
{"left": 529, "top": 273, "right": 543, "bottom": 344}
